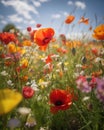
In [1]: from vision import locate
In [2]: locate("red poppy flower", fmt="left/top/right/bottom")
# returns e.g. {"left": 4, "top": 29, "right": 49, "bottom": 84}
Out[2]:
{"left": 65, "top": 15, "right": 75, "bottom": 24}
{"left": 91, "top": 48, "right": 98, "bottom": 56}
{"left": 36, "top": 23, "right": 42, "bottom": 28}
{"left": 30, "top": 30, "right": 37, "bottom": 41}
{"left": 27, "top": 26, "right": 32, "bottom": 32}
{"left": 49, "top": 89, "right": 72, "bottom": 113}
{"left": 45, "top": 54, "right": 53, "bottom": 64}
{"left": 34, "top": 28, "right": 55, "bottom": 48}
{"left": 22, "top": 86, "right": 35, "bottom": 99}
{"left": 0, "top": 32, "right": 17, "bottom": 45}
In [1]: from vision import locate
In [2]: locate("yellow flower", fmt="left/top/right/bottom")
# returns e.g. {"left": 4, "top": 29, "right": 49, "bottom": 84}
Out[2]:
{"left": 20, "top": 59, "right": 28, "bottom": 68}
{"left": 7, "top": 43, "right": 16, "bottom": 53}
{"left": 17, "top": 47, "right": 25, "bottom": 54}
{"left": 64, "top": 62, "right": 69, "bottom": 66}
{"left": 22, "top": 40, "right": 32, "bottom": 46}
{"left": 0, "top": 88, "right": 22, "bottom": 115}
{"left": 38, "top": 79, "right": 45, "bottom": 89}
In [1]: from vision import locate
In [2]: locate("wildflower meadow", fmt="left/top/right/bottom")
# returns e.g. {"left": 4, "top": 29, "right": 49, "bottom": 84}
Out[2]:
{"left": 0, "top": 9, "right": 104, "bottom": 130}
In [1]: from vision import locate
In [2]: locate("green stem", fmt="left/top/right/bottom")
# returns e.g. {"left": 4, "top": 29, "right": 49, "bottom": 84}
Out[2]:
{"left": 73, "top": 103, "right": 91, "bottom": 130}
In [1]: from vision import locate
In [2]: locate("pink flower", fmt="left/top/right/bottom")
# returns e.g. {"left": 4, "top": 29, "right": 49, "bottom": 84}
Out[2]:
{"left": 95, "top": 78, "right": 104, "bottom": 103}
{"left": 76, "top": 76, "right": 95, "bottom": 93}
{"left": 22, "top": 86, "right": 35, "bottom": 99}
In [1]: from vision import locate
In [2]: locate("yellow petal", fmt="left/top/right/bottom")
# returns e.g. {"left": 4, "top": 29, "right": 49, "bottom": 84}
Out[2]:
{"left": 0, "top": 88, "right": 22, "bottom": 115}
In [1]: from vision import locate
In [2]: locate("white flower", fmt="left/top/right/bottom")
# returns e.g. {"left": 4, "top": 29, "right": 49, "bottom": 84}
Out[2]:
{"left": 31, "top": 83, "right": 39, "bottom": 91}
{"left": 40, "top": 128, "right": 45, "bottom": 130}
{"left": 82, "top": 96, "right": 90, "bottom": 101}
{"left": 76, "top": 64, "right": 82, "bottom": 68}
{"left": 73, "top": 73, "right": 80, "bottom": 78}
{"left": 26, "top": 82, "right": 31, "bottom": 85}
{"left": 1, "top": 70, "right": 8, "bottom": 76}
{"left": 25, "top": 114, "right": 36, "bottom": 128}
{"left": 94, "top": 57, "right": 101, "bottom": 63}
{"left": 43, "top": 63, "right": 51, "bottom": 69}
{"left": 80, "top": 71, "right": 85, "bottom": 75}
{"left": 17, "top": 107, "right": 31, "bottom": 115}
{"left": 7, "top": 80, "right": 14, "bottom": 86}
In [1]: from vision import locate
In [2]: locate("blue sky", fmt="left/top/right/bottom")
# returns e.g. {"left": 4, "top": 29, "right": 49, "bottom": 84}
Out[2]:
{"left": 0, "top": 0, "right": 104, "bottom": 38}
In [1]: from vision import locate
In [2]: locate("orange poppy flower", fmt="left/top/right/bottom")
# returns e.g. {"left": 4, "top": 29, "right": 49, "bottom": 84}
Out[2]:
{"left": 92, "top": 24, "right": 104, "bottom": 40}
{"left": 22, "top": 40, "right": 32, "bottom": 46}
{"left": 91, "top": 70, "right": 102, "bottom": 77}
{"left": 57, "top": 48, "right": 68, "bottom": 54}
{"left": 65, "top": 15, "right": 75, "bottom": 24}
{"left": 66, "top": 40, "right": 82, "bottom": 49}
{"left": 49, "top": 89, "right": 72, "bottom": 113}
{"left": 7, "top": 43, "right": 17, "bottom": 53}
{"left": 78, "top": 16, "right": 89, "bottom": 25}
{"left": 34, "top": 28, "right": 55, "bottom": 49}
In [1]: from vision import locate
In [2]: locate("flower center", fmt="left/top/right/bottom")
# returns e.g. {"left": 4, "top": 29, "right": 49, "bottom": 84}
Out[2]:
{"left": 43, "top": 37, "right": 51, "bottom": 45}
{"left": 55, "top": 100, "right": 63, "bottom": 106}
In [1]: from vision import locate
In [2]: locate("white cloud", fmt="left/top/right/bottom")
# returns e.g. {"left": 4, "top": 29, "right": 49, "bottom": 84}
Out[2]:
{"left": 1, "top": 0, "right": 39, "bottom": 20}
{"left": 67, "top": 1, "right": 73, "bottom": 5}
{"left": 0, "top": 20, "right": 7, "bottom": 25}
{"left": 63, "top": 11, "right": 69, "bottom": 16}
{"left": 8, "top": 14, "right": 23, "bottom": 23}
{"left": 75, "top": 1, "right": 86, "bottom": 10}
{"left": 67, "top": 1, "right": 86, "bottom": 10}
{"left": 51, "top": 14, "right": 61, "bottom": 19}
{"left": 39, "top": 0, "right": 50, "bottom": 2}
{"left": 32, "top": 1, "right": 41, "bottom": 7}
{"left": 29, "top": 20, "right": 36, "bottom": 25}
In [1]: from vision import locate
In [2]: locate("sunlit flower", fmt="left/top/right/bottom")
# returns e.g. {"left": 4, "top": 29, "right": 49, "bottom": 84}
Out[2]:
{"left": 22, "top": 40, "right": 32, "bottom": 46}
{"left": 92, "top": 24, "right": 104, "bottom": 40}
{"left": 7, "top": 43, "right": 17, "bottom": 53}
{"left": 49, "top": 89, "right": 72, "bottom": 113}
{"left": 34, "top": 28, "right": 54, "bottom": 50}
{"left": 65, "top": 15, "right": 75, "bottom": 24}
{"left": 78, "top": 16, "right": 89, "bottom": 25}
{"left": 22, "top": 86, "right": 35, "bottom": 99}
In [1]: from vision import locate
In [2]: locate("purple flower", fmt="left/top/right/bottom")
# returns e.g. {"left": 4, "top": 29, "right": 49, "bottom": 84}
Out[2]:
{"left": 76, "top": 76, "right": 92, "bottom": 93}
{"left": 7, "top": 118, "right": 21, "bottom": 129}
{"left": 5, "top": 52, "right": 21, "bottom": 61}
{"left": 95, "top": 78, "right": 104, "bottom": 103}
